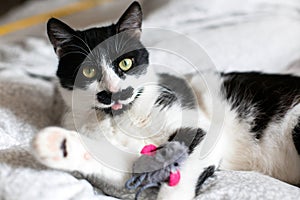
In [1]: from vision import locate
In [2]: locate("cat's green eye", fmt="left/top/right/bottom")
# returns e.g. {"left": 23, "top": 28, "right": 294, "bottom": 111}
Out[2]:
{"left": 119, "top": 58, "right": 133, "bottom": 71}
{"left": 82, "top": 66, "right": 96, "bottom": 78}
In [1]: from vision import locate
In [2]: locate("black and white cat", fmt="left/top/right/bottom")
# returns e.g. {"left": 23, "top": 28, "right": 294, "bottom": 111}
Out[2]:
{"left": 32, "top": 2, "right": 300, "bottom": 199}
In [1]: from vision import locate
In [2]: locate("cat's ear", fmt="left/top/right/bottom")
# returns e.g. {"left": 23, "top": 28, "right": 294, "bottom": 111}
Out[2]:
{"left": 116, "top": 1, "right": 142, "bottom": 38}
{"left": 47, "top": 18, "right": 76, "bottom": 55}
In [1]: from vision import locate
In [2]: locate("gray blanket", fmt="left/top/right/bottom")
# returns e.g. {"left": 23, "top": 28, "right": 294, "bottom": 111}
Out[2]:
{"left": 1, "top": 0, "right": 300, "bottom": 199}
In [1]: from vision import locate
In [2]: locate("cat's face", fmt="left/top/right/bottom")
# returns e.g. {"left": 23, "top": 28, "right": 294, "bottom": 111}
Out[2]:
{"left": 47, "top": 2, "right": 150, "bottom": 115}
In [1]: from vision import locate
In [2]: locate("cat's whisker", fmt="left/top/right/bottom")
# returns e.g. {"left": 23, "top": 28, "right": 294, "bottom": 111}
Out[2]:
{"left": 59, "top": 51, "right": 89, "bottom": 59}
{"left": 114, "top": 35, "right": 121, "bottom": 53}
{"left": 61, "top": 45, "right": 95, "bottom": 62}
{"left": 64, "top": 44, "right": 90, "bottom": 56}
{"left": 118, "top": 35, "right": 135, "bottom": 53}
{"left": 71, "top": 34, "right": 97, "bottom": 59}
{"left": 71, "top": 64, "right": 83, "bottom": 77}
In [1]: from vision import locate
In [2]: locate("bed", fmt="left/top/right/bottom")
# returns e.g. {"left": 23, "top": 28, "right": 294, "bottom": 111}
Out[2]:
{"left": 0, "top": 0, "right": 300, "bottom": 199}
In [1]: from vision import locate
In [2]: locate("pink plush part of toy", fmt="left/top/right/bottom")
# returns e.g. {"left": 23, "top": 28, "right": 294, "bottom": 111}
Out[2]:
{"left": 140, "top": 144, "right": 157, "bottom": 155}
{"left": 169, "top": 170, "right": 181, "bottom": 186}
{"left": 140, "top": 144, "right": 181, "bottom": 186}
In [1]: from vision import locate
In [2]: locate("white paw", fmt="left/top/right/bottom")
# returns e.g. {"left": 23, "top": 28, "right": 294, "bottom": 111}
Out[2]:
{"left": 32, "top": 127, "right": 91, "bottom": 170}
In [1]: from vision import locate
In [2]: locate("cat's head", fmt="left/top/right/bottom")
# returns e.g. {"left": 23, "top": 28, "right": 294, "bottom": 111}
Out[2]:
{"left": 47, "top": 2, "right": 151, "bottom": 115}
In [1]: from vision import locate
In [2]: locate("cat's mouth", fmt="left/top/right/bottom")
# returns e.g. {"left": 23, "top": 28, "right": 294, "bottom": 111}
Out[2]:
{"left": 111, "top": 102, "right": 123, "bottom": 111}
{"left": 94, "top": 87, "right": 143, "bottom": 112}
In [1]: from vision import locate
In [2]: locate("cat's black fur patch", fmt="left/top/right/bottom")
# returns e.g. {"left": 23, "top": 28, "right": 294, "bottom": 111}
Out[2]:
{"left": 168, "top": 128, "right": 206, "bottom": 154}
{"left": 96, "top": 87, "right": 134, "bottom": 105}
{"left": 292, "top": 117, "right": 300, "bottom": 155}
{"left": 60, "top": 138, "right": 68, "bottom": 157}
{"left": 97, "top": 91, "right": 112, "bottom": 105}
{"left": 112, "top": 87, "right": 134, "bottom": 101}
{"left": 95, "top": 88, "right": 143, "bottom": 116}
{"left": 47, "top": 2, "right": 148, "bottom": 91}
{"left": 155, "top": 87, "right": 177, "bottom": 110}
{"left": 188, "top": 129, "right": 206, "bottom": 154}
{"left": 54, "top": 28, "right": 149, "bottom": 90}
{"left": 195, "top": 165, "right": 216, "bottom": 196}
{"left": 221, "top": 72, "right": 300, "bottom": 140}
{"left": 158, "top": 74, "right": 196, "bottom": 109}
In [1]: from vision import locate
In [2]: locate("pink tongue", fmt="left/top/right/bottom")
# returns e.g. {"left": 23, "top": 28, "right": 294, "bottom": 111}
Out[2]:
{"left": 112, "top": 103, "right": 123, "bottom": 110}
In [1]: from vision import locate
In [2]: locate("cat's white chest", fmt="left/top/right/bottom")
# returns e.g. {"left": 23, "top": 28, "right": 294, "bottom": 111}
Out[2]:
{"left": 71, "top": 111, "right": 164, "bottom": 154}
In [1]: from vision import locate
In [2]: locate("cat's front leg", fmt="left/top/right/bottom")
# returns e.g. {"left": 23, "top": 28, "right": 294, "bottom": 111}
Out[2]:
{"left": 31, "top": 127, "right": 93, "bottom": 171}
{"left": 32, "top": 127, "right": 135, "bottom": 187}
{"left": 156, "top": 156, "right": 217, "bottom": 200}
{"left": 156, "top": 155, "right": 203, "bottom": 200}
{"left": 156, "top": 128, "right": 221, "bottom": 200}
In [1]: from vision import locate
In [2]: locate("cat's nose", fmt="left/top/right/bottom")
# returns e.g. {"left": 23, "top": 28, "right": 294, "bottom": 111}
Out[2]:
{"left": 107, "top": 85, "right": 119, "bottom": 93}
{"left": 96, "top": 91, "right": 112, "bottom": 105}
{"left": 102, "top": 73, "right": 119, "bottom": 93}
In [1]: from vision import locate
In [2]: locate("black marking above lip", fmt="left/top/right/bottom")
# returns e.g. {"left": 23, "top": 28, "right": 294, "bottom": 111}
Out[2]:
{"left": 96, "top": 87, "right": 134, "bottom": 105}
{"left": 111, "top": 86, "right": 134, "bottom": 101}
{"left": 97, "top": 91, "right": 112, "bottom": 105}
{"left": 93, "top": 87, "right": 144, "bottom": 115}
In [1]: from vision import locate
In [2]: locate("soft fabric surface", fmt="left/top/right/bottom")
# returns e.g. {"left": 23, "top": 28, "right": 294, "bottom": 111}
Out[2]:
{"left": 144, "top": 0, "right": 300, "bottom": 73}
{"left": 0, "top": 0, "right": 300, "bottom": 199}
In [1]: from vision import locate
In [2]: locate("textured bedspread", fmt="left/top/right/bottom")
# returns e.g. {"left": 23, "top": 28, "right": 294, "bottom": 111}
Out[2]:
{"left": 0, "top": 0, "right": 300, "bottom": 199}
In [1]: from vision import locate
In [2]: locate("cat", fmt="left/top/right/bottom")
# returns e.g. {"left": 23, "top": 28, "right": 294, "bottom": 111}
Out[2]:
{"left": 31, "top": 1, "right": 300, "bottom": 200}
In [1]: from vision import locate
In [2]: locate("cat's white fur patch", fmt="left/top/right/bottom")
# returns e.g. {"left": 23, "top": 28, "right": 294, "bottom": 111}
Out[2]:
{"left": 220, "top": 103, "right": 300, "bottom": 184}
{"left": 33, "top": 71, "right": 300, "bottom": 199}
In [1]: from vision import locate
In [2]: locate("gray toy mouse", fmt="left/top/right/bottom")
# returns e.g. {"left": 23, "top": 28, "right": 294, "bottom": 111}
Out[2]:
{"left": 125, "top": 141, "right": 216, "bottom": 200}
{"left": 125, "top": 141, "right": 188, "bottom": 199}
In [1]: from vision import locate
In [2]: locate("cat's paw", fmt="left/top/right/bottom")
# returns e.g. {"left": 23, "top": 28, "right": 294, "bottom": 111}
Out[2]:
{"left": 32, "top": 127, "right": 90, "bottom": 170}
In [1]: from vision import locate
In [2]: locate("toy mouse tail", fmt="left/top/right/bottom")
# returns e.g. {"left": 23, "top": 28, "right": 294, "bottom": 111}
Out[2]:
{"left": 135, "top": 183, "right": 160, "bottom": 200}
{"left": 125, "top": 174, "right": 147, "bottom": 190}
